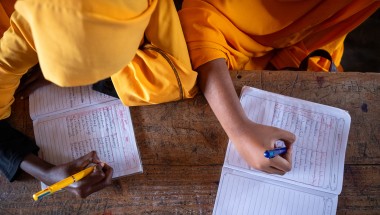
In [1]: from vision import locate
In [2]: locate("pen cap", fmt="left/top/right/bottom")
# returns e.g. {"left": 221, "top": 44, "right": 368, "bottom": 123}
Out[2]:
{"left": 33, "top": 188, "right": 51, "bottom": 201}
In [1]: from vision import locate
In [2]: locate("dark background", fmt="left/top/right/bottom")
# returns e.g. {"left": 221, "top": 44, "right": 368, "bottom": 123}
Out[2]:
{"left": 342, "top": 10, "right": 380, "bottom": 72}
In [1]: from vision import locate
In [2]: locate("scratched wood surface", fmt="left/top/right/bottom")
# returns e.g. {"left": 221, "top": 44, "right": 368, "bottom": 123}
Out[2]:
{"left": 1, "top": 70, "right": 379, "bottom": 215}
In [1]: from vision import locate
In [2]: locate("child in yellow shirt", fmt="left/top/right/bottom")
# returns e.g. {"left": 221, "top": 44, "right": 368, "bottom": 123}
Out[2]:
{"left": 0, "top": 0, "right": 197, "bottom": 198}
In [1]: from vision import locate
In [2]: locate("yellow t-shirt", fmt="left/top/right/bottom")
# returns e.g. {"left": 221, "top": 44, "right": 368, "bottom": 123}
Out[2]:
{"left": 0, "top": 0, "right": 198, "bottom": 120}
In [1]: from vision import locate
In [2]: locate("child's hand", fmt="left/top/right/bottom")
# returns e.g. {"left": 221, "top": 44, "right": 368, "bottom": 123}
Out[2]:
{"left": 195, "top": 58, "right": 296, "bottom": 175}
{"left": 45, "top": 151, "right": 113, "bottom": 198}
{"left": 231, "top": 120, "right": 296, "bottom": 175}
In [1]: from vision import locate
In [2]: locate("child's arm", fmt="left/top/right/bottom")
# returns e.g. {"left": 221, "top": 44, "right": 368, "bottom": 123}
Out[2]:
{"left": 196, "top": 58, "right": 296, "bottom": 174}
{"left": 20, "top": 151, "right": 113, "bottom": 198}
{"left": 0, "top": 119, "right": 113, "bottom": 197}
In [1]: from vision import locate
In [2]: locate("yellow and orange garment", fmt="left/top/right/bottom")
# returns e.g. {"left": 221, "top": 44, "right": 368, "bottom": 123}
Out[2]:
{"left": 0, "top": 0, "right": 16, "bottom": 36}
{"left": 0, "top": 0, "right": 198, "bottom": 120}
{"left": 179, "top": 0, "right": 379, "bottom": 71}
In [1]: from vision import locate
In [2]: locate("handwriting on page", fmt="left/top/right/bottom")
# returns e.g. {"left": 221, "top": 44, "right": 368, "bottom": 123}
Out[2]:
{"left": 271, "top": 102, "right": 345, "bottom": 191}
{"left": 217, "top": 87, "right": 349, "bottom": 214}
{"left": 35, "top": 102, "right": 139, "bottom": 178}
{"left": 228, "top": 94, "right": 346, "bottom": 191}
{"left": 30, "top": 85, "right": 115, "bottom": 120}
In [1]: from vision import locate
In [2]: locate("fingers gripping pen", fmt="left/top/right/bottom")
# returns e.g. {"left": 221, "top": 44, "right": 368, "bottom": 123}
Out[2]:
{"left": 33, "top": 166, "right": 95, "bottom": 201}
{"left": 264, "top": 147, "right": 287, "bottom": 159}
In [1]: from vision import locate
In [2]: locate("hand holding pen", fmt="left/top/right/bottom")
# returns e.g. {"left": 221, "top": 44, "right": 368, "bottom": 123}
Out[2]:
{"left": 33, "top": 151, "right": 113, "bottom": 200}
{"left": 229, "top": 121, "right": 296, "bottom": 175}
{"left": 33, "top": 166, "right": 96, "bottom": 200}
{"left": 262, "top": 139, "right": 294, "bottom": 175}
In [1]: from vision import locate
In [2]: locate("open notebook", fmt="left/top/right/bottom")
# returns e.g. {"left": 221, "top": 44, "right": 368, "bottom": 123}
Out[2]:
{"left": 29, "top": 85, "right": 142, "bottom": 187}
{"left": 213, "top": 86, "right": 351, "bottom": 215}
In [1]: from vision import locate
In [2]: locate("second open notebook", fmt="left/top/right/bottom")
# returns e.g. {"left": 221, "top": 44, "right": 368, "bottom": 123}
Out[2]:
{"left": 213, "top": 86, "right": 351, "bottom": 215}
{"left": 29, "top": 84, "right": 142, "bottom": 187}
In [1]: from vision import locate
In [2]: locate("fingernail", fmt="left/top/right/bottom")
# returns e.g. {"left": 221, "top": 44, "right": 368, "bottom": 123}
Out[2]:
{"left": 100, "top": 162, "right": 105, "bottom": 168}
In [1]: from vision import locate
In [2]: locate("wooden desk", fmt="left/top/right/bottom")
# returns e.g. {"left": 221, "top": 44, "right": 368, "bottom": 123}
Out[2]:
{"left": 1, "top": 71, "right": 379, "bottom": 214}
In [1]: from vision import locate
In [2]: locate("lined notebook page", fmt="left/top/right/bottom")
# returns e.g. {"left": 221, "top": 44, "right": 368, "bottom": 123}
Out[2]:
{"left": 33, "top": 100, "right": 142, "bottom": 178}
{"left": 225, "top": 87, "right": 350, "bottom": 194}
{"left": 30, "top": 85, "right": 142, "bottom": 181}
{"left": 213, "top": 168, "right": 337, "bottom": 215}
{"left": 30, "top": 84, "right": 116, "bottom": 120}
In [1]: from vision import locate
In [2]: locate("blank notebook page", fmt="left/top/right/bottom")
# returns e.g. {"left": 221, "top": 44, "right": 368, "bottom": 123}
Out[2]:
{"left": 213, "top": 169, "right": 337, "bottom": 215}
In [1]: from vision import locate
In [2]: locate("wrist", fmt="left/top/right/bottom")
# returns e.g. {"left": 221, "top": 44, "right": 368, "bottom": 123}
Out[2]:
{"left": 20, "top": 153, "right": 55, "bottom": 184}
{"left": 223, "top": 116, "right": 252, "bottom": 141}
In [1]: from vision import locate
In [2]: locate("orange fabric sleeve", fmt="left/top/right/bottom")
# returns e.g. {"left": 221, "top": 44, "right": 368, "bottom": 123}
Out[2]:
{"left": 179, "top": 0, "right": 274, "bottom": 70}
{"left": 0, "top": 0, "right": 17, "bottom": 16}
{"left": 0, "top": 12, "right": 39, "bottom": 119}
{"left": 179, "top": 0, "right": 380, "bottom": 72}
{"left": 112, "top": 0, "right": 198, "bottom": 106}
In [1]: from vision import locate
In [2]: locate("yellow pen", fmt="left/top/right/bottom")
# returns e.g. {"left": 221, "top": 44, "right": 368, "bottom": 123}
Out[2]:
{"left": 33, "top": 166, "right": 95, "bottom": 201}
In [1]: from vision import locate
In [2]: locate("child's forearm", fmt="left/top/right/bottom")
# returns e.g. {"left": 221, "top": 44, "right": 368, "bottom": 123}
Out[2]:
{"left": 196, "top": 58, "right": 248, "bottom": 139}
{"left": 196, "top": 59, "right": 295, "bottom": 174}
{"left": 20, "top": 153, "right": 55, "bottom": 184}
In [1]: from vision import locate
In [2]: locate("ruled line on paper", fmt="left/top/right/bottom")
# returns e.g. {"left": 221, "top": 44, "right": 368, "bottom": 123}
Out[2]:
{"left": 34, "top": 101, "right": 141, "bottom": 178}
{"left": 29, "top": 85, "right": 117, "bottom": 120}
{"left": 215, "top": 86, "right": 349, "bottom": 215}
{"left": 225, "top": 87, "right": 350, "bottom": 193}
{"left": 213, "top": 169, "right": 335, "bottom": 215}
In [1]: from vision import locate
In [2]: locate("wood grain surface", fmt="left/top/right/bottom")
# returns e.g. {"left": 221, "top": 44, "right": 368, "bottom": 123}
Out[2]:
{"left": 1, "top": 70, "right": 379, "bottom": 214}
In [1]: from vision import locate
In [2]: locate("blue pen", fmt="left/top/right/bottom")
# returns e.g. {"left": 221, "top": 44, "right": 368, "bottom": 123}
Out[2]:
{"left": 264, "top": 147, "right": 287, "bottom": 159}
